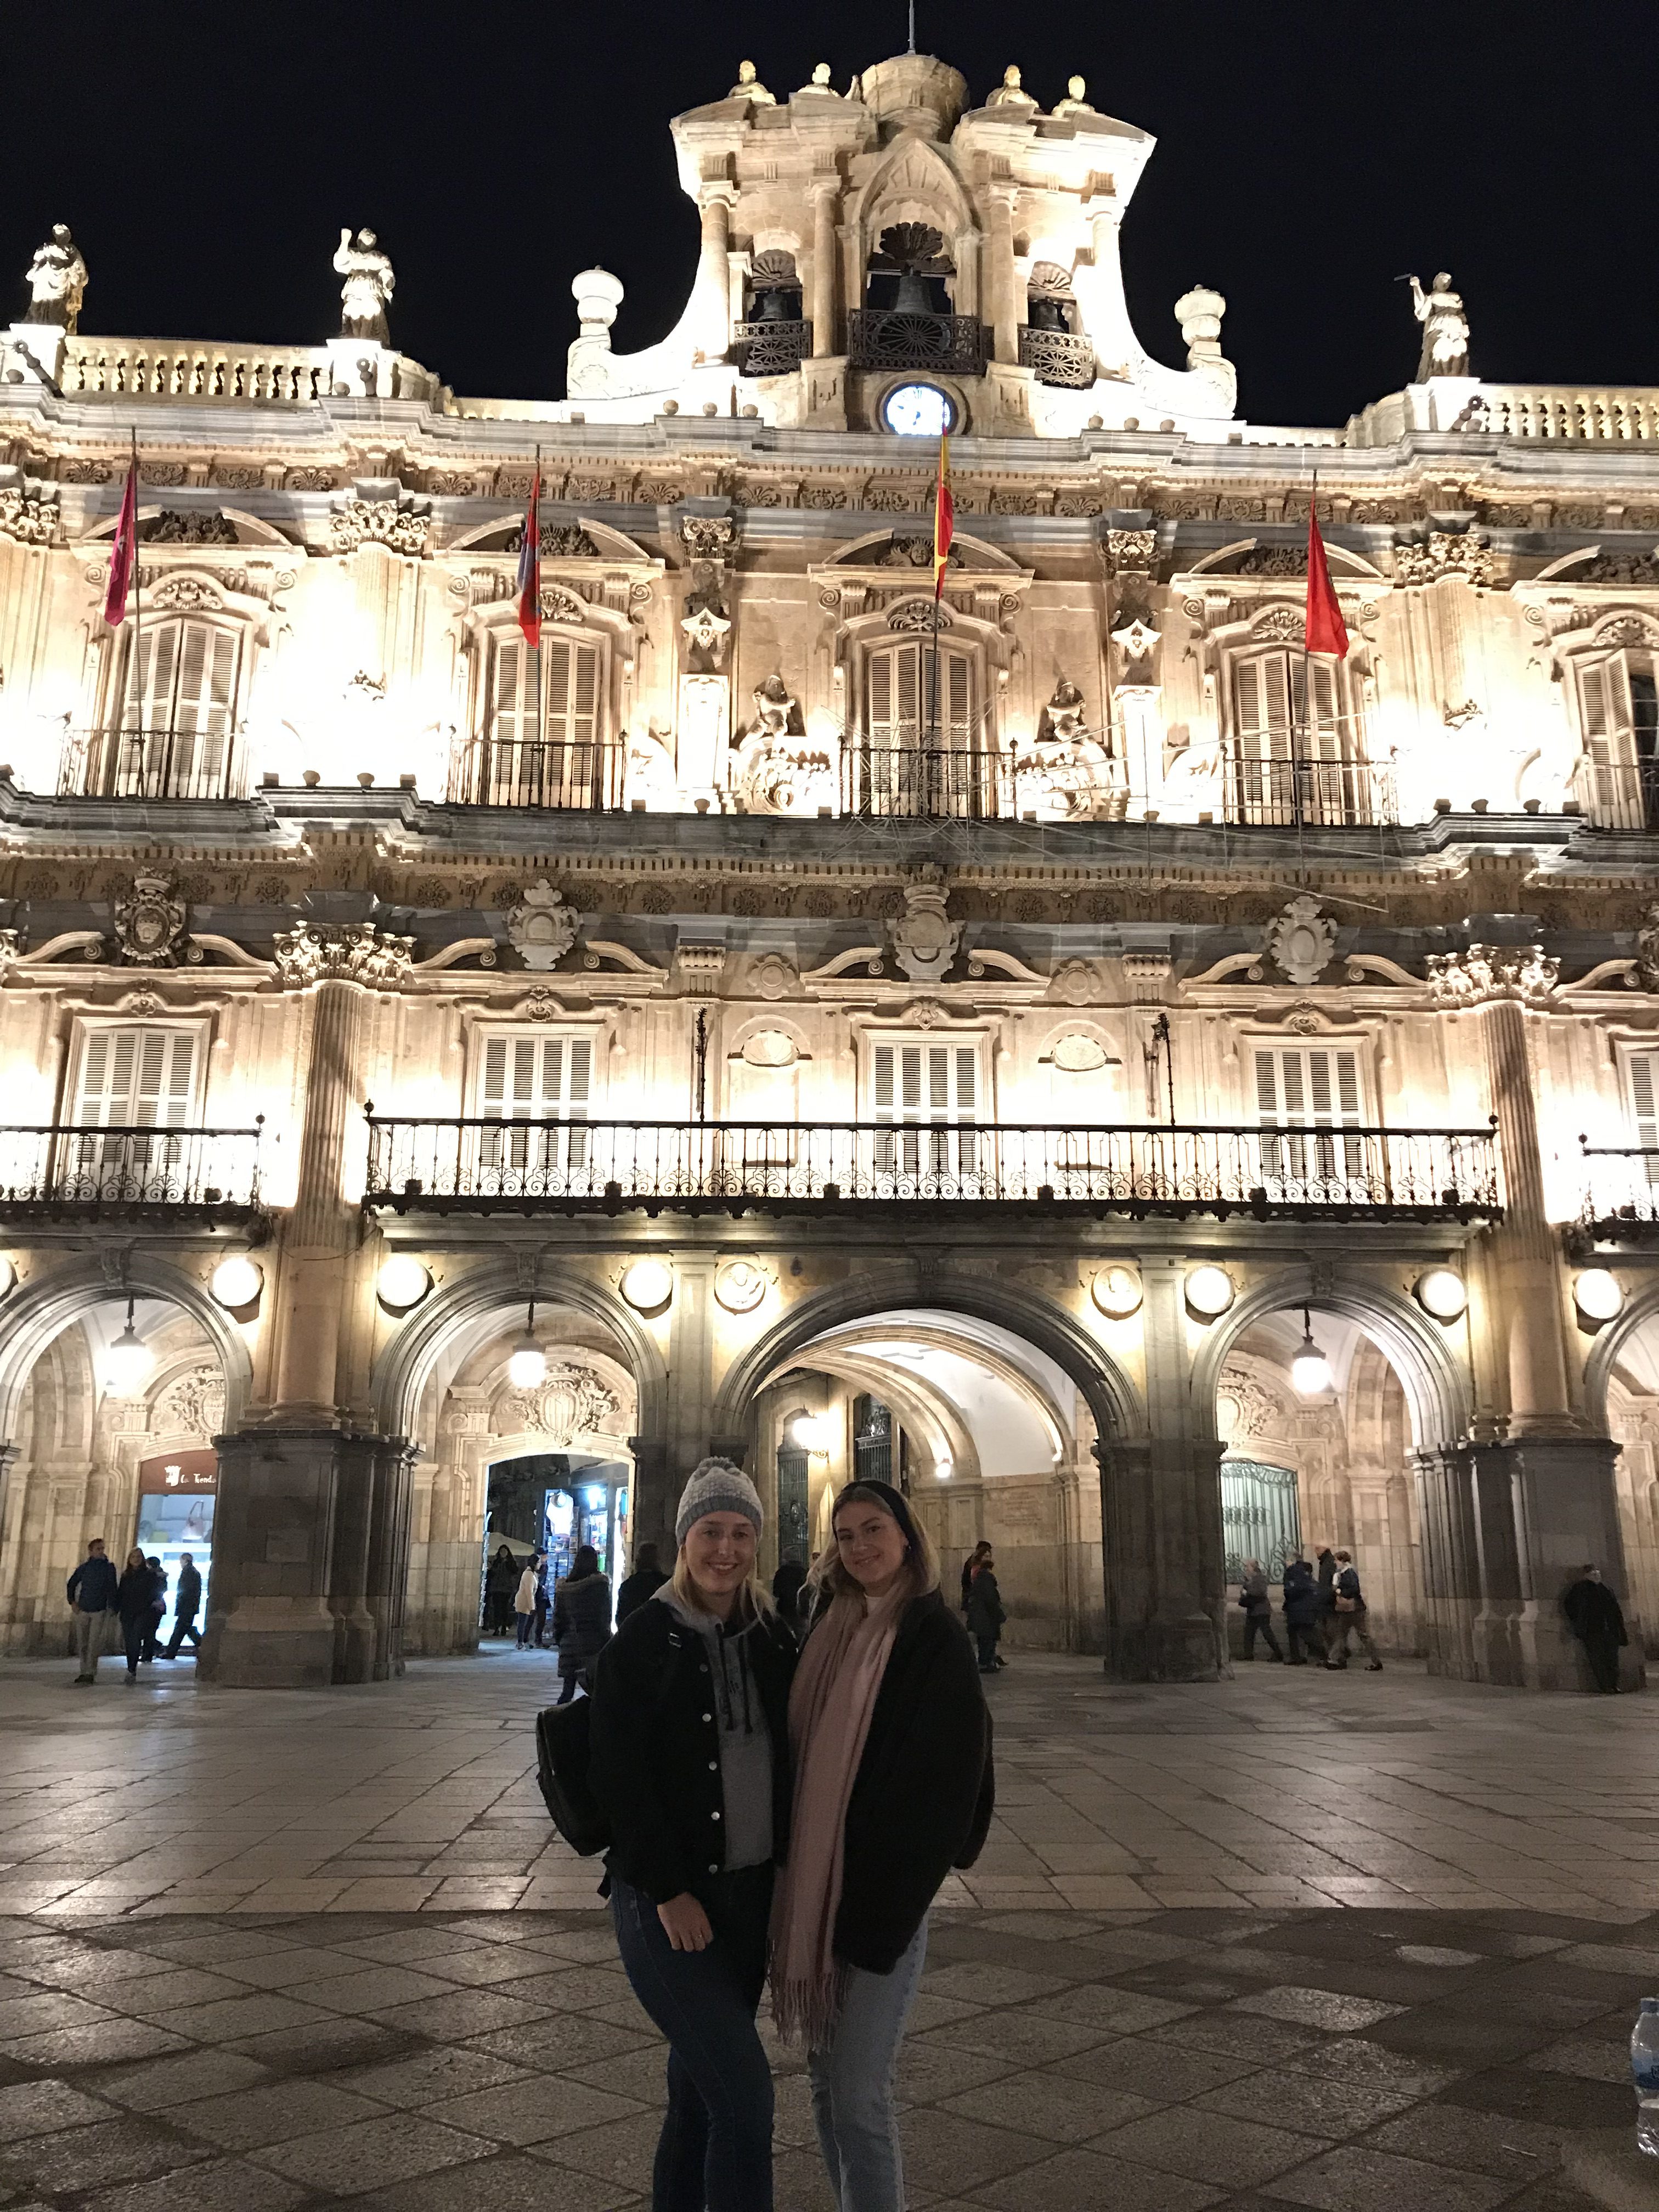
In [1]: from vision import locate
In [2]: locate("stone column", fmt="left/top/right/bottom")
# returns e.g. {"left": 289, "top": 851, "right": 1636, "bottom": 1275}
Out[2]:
{"left": 1413, "top": 1444, "right": 1481, "bottom": 1679}
{"left": 987, "top": 188, "right": 1019, "bottom": 365}
{"left": 1084, "top": 205, "right": 1135, "bottom": 376}
{"left": 808, "top": 180, "right": 839, "bottom": 357}
{"left": 694, "top": 187, "right": 736, "bottom": 363}
{"left": 665, "top": 1251, "right": 719, "bottom": 1510}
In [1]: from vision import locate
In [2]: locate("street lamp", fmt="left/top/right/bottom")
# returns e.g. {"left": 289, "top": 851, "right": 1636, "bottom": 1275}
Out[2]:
{"left": 1290, "top": 1306, "right": 1333, "bottom": 1397}
{"left": 104, "top": 1297, "right": 155, "bottom": 1399}
{"left": 507, "top": 1301, "right": 547, "bottom": 1390}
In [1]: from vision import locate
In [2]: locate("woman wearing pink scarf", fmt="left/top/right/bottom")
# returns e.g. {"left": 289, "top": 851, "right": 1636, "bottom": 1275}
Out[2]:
{"left": 770, "top": 1481, "right": 993, "bottom": 2212}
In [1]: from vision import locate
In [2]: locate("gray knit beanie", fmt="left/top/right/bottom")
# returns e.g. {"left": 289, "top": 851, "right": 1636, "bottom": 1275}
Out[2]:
{"left": 675, "top": 1457, "right": 765, "bottom": 1547}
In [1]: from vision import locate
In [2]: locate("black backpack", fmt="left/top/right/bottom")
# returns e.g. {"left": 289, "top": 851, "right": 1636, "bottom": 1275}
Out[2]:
{"left": 533, "top": 1696, "right": 612, "bottom": 1858}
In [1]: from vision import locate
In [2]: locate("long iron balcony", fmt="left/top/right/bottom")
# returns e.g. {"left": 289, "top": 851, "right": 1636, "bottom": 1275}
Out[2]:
{"left": 449, "top": 735, "right": 625, "bottom": 810}
{"left": 1581, "top": 1142, "right": 1659, "bottom": 1237}
{"left": 60, "top": 727, "right": 241, "bottom": 804}
{"left": 364, "top": 1118, "right": 1500, "bottom": 1222}
{"left": 0, "top": 1124, "right": 264, "bottom": 1222}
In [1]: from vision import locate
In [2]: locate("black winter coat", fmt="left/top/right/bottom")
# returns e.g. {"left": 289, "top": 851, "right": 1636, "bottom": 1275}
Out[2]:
{"left": 66, "top": 1556, "right": 119, "bottom": 1612}
{"left": 554, "top": 1571, "right": 613, "bottom": 1669}
{"left": 964, "top": 1568, "right": 1006, "bottom": 1636}
{"left": 1282, "top": 1561, "right": 1321, "bottom": 1628}
{"left": 615, "top": 1565, "right": 668, "bottom": 1626}
{"left": 589, "top": 1598, "right": 798, "bottom": 1903}
{"left": 1564, "top": 1577, "right": 1628, "bottom": 1646}
{"left": 831, "top": 1588, "right": 994, "bottom": 1975}
{"left": 175, "top": 1565, "right": 202, "bottom": 1618}
{"left": 1314, "top": 1550, "right": 1338, "bottom": 1612}
{"left": 117, "top": 1565, "right": 160, "bottom": 1623}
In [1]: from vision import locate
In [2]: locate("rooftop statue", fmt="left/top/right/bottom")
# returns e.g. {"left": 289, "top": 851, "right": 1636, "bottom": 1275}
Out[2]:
{"left": 986, "top": 63, "right": 1039, "bottom": 110}
{"left": 335, "top": 228, "right": 394, "bottom": 343}
{"left": 1408, "top": 270, "right": 1470, "bottom": 380}
{"left": 22, "top": 225, "right": 87, "bottom": 332}
{"left": 727, "top": 59, "right": 776, "bottom": 104}
{"left": 1053, "top": 74, "right": 1097, "bottom": 116}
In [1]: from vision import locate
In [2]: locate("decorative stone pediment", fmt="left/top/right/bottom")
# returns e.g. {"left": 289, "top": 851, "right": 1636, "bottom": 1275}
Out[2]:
{"left": 496, "top": 1361, "right": 622, "bottom": 1447}
{"left": 1265, "top": 895, "right": 1338, "bottom": 987}
{"left": 272, "top": 921, "right": 415, "bottom": 988}
{"left": 1424, "top": 943, "right": 1559, "bottom": 1006}
{"left": 114, "top": 874, "right": 188, "bottom": 967}
{"left": 154, "top": 1364, "right": 225, "bottom": 1440}
{"left": 506, "top": 881, "right": 580, "bottom": 970}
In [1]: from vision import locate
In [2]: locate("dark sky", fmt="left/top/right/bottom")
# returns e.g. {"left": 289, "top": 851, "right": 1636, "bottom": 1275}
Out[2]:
{"left": 4, "top": 1, "right": 1652, "bottom": 430}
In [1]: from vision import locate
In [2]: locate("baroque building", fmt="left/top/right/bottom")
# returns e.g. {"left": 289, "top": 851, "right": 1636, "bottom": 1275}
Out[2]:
{"left": 2, "top": 49, "right": 1659, "bottom": 1690}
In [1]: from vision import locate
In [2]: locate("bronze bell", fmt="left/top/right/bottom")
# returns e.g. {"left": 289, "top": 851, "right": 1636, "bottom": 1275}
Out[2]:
{"left": 892, "top": 269, "right": 936, "bottom": 317}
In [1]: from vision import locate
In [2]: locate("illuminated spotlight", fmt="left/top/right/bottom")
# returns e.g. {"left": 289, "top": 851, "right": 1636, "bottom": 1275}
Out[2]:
{"left": 507, "top": 1300, "right": 547, "bottom": 1390}
{"left": 1091, "top": 1265, "right": 1143, "bottom": 1319}
{"left": 104, "top": 1298, "right": 155, "bottom": 1398}
{"left": 1415, "top": 1268, "right": 1468, "bottom": 1322}
{"left": 376, "top": 1255, "right": 431, "bottom": 1312}
{"left": 210, "top": 1256, "right": 263, "bottom": 1312}
{"left": 790, "top": 1412, "right": 834, "bottom": 1454}
{"left": 621, "top": 1259, "right": 673, "bottom": 1313}
{"left": 1184, "top": 1265, "right": 1235, "bottom": 1318}
{"left": 1290, "top": 1307, "right": 1333, "bottom": 1397}
{"left": 1574, "top": 1268, "right": 1624, "bottom": 1323}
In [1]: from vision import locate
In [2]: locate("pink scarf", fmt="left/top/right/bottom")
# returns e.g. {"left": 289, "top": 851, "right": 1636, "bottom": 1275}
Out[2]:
{"left": 769, "top": 1586, "right": 904, "bottom": 2046}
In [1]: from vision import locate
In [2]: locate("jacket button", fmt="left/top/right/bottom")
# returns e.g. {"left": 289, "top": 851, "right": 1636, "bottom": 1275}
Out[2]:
{"left": 711, "top": 1810, "right": 721, "bottom": 1821}
{"left": 702, "top": 1712, "right": 713, "bottom": 1722}
{"left": 708, "top": 1760, "right": 718, "bottom": 1771}
{"left": 708, "top": 1863, "right": 719, "bottom": 1873}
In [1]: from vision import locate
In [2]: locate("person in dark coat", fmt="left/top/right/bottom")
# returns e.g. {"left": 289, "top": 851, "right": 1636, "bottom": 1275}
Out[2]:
{"left": 1563, "top": 1563, "right": 1628, "bottom": 1692}
{"left": 964, "top": 1548, "right": 1007, "bottom": 1673}
{"left": 960, "top": 1541, "right": 992, "bottom": 1613}
{"left": 1282, "top": 1555, "right": 1323, "bottom": 1665}
{"left": 616, "top": 1541, "right": 668, "bottom": 1626}
{"left": 770, "top": 1556, "right": 808, "bottom": 1643}
{"left": 484, "top": 1543, "right": 517, "bottom": 1635}
{"left": 1325, "top": 1551, "right": 1383, "bottom": 1671}
{"left": 164, "top": 1553, "right": 203, "bottom": 1658}
{"left": 140, "top": 1556, "right": 168, "bottom": 1662}
{"left": 116, "top": 1550, "right": 160, "bottom": 1681}
{"left": 553, "top": 1543, "right": 613, "bottom": 1703}
{"left": 66, "top": 1538, "right": 120, "bottom": 1684}
{"left": 1238, "top": 1558, "right": 1284, "bottom": 1661}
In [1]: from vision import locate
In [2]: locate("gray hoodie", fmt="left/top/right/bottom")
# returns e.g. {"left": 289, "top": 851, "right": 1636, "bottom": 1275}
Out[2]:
{"left": 653, "top": 1583, "right": 775, "bottom": 1871}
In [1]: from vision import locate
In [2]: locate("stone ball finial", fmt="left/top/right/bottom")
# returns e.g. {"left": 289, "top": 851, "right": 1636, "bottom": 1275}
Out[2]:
{"left": 571, "top": 267, "right": 625, "bottom": 333}
{"left": 1175, "top": 285, "right": 1226, "bottom": 362}
{"left": 1069, "top": 74, "right": 1085, "bottom": 98}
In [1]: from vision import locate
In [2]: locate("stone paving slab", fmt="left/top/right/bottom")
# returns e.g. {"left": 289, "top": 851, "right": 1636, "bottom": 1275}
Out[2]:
{"left": 0, "top": 1904, "right": 1635, "bottom": 2210}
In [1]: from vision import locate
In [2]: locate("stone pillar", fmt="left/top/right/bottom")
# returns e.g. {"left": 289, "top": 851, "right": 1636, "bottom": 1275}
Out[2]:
{"left": 201, "top": 969, "right": 410, "bottom": 1688}
{"left": 665, "top": 1252, "right": 719, "bottom": 1504}
{"left": 694, "top": 188, "right": 736, "bottom": 363}
{"left": 1480, "top": 996, "right": 1573, "bottom": 1430}
{"left": 808, "top": 180, "right": 839, "bottom": 357}
{"left": 1084, "top": 205, "right": 1135, "bottom": 376}
{"left": 988, "top": 189, "right": 1019, "bottom": 365}
{"left": 1098, "top": 1257, "right": 1221, "bottom": 1680}
{"left": 1413, "top": 1444, "right": 1481, "bottom": 1679}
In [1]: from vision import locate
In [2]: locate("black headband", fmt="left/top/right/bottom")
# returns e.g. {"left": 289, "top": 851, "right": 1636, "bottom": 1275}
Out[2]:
{"left": 833, "top": 1479, "right": 922, "bottom": 1553}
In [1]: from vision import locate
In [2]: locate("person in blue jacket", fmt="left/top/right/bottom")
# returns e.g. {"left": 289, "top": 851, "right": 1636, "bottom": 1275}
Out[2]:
{"left": 66, "top": 1538, "right": 119, "bottom": 1684}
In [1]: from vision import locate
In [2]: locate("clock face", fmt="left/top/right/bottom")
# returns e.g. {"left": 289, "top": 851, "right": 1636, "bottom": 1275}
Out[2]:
{"left": 881, "top": 382, "right": 954, "bottom": 438}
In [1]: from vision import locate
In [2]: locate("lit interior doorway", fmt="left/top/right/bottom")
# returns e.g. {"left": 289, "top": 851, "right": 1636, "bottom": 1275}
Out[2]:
{"left": 480, "top": 1450, "right": 631, "bottom": 1634}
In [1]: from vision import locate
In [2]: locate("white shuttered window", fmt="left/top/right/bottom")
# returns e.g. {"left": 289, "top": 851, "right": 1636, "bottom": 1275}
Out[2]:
{"left": 1254, "top": 1044, "right": 1364, "bottom": 1192}
{"left": 1579, "top": 657, "right": 1659, "bottom": 828}
{"left": 65, "top": 1026, "right": 201, "bottom": 1186}
{"left": 113, "top": 618, "right": 239, "bottom": 796}
{"left": 1628, "top": 1051, "right": 1659, "bottom": 1185}
{"left": 870, "top": 1039, "right": 981, "bottom": 1183}
{"left": 1231, "top": 648, "right": 1363, "bottom": 825}
{"left": 476, "top": 1032, "right": 593, "bottom": 1180}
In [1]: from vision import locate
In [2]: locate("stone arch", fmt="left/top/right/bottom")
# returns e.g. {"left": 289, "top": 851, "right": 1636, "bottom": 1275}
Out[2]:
{"left": 1190, "top": 1267, "right": 1473, "bottom": 1455}
{"left": 1582, "top": 1278, "right": 1659, "bottom": 1434}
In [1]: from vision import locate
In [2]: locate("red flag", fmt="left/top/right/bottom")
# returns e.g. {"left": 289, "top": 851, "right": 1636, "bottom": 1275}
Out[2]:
{"left": 516, "top": 466, "right": 541, "bottom": 648}
{"left": 1305, "top": 497, "right": 1348, "bottom": 659}
{"left": 933, "top": 431, "right": 953, "bottom": 600}
{"left": 103, "top": 455, "right": 138, "bottom": 629}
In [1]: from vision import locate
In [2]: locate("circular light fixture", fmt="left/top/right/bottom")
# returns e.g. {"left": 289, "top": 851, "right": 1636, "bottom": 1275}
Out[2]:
{"left": 210, "top": 1256, "right": 263, "bottom": 1312}
{"left": 507, "top": 1299, "right": 547, "bottom": 1391}
{"left": 881, "top": 381, "right": 954, "bottom": 438}
{"left": 1290, "top": 1307, "right": 1333, "bottom": 1397}
{"left": 104, "top": 1298, "right": 155, "bottom": 1399}
{"left": 376, "top": 1255, "right": 431, "bottom": 1312}
{"left": 790, "top": 1412, "right": 834, "bottom": 1454}
{"left": 621, "top": 1259, "right": 673, "bottom": 1313}
{"left": 0, "top": 1256, "right": 16, "bottom": 1299}
{"left": 1575, "top": 1268, "right": 1624, "bottom": 1323}
{"left": 714, "top": 1259, "right": 766, "bottom": 1314}
{"left": 1091, "top": 1265, "right": 1143, "bottom": 1319}
{"left": 1415, "top": 1268, "right": 1468, "bottom": 1323}
{"left": 1184, "top": 1265, "right": 1235, "bottom": 1319}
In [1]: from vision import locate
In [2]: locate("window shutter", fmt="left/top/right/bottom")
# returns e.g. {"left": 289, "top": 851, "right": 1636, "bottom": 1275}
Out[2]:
{"left": 570, "top": 644, "right": 599, "bottom": 748}
{"left": 545, "top": 639, "right": 571, "bottom": 735}
{"left": 481, "top": 1036, "right": 507, "bottom": 1114}
{"left": 123, "top": 622, "right": 179, "bottom": 731}
{"left": 1309, "top": 660, "right": 1341, "bottom": 760}
{"left": 1632, "top": 1054, "right": 1659, "bottom": 1183}
{"left": 954, "top": 1047, "right": 977, "bottom": 1121}
{"left": 901, "top": 1046, "right": 923, "bottom": 1119}
{"left": 873, "top": 1042, "right": 895, "bottom": 1121}
{"left": 869, "top": 653, "right": 894, "bottom": 745}
{"left": 1254, "top": 1048, "right": 1279, "bottom": 1120}
{"left": 946, "top": 652, "right": 972, "bottom": 747}
{"left": 493, "top": 638, "right": 526, "bottom": 747}
{"left": 1236, "top": 658, "right": 1261, "bottom": 741}
{"left": 895, "top": 644, "right": 920, "bottom": 742}
{"left": 76, "top": 1028, "right": 196, "bottom": 1127}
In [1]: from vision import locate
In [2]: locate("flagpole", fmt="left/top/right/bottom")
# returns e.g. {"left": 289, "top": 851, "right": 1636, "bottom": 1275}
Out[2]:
{"left": 130, "top": 429, "right": 140, "bottom": 794}
{"left": 1297, "top": 470, "right": 1314, "bottom": 840}
{"left": 532, "top": 445, "right": 544, "bottom": 807}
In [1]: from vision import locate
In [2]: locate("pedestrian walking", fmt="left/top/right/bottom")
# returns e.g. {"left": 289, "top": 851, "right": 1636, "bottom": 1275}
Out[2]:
{"left": 589, "top": 1458, "right": 797, "bottom": 2212}
{"left": 1325, "top": 1550, "right": 1383, "bottom": 1670}
{"left": 116, "top": 1549, "right": 160, "bottom": 1681}
{"left": 1313, "top": 1543, "right": 1338, "bottom": 1657}
{"left": 771, "top": 1557, "right": 808, "bottom": 1643}
{"left": 771, "top": 1481, "right": 993, "bottom": 2212}
{"left": 1282, "top": 1555, "right": 1323, "bottom": 1666}
{"left": 140, "top": 1556, "right": 167, "bottom": 1662}
{"left": 163, "top": 1553, "right": 203, "bottom": 1658}
{"left": 963, "top": 1547, "right": 1007, "bottom": 1673}
{"left": 960, "top": 1541, "right": 992, "bottom": 1613}
{"left": 533, "top": 1553, "right": 551, "bottom": 1647}
{"left": 514, "top": 1555, "right": 543, "bottom": 1648}
{"left": 553, "top": 1542, "right": 613, "bottom": 1703}
{"left": 66, "top": 1538, "right": 119, "bottom": 1684}
{"left": 1563, "top": 1562, "right": 1628, "bottom": 1692}
{"left": 616, "top": 1540, "right": 668, "bottom": 1626}
{"left": 485, "top": 1543, "right": 517, "bottom": 1636}
{"left": 1238, "top": 1558, "right": 1284, "bottom": 1661}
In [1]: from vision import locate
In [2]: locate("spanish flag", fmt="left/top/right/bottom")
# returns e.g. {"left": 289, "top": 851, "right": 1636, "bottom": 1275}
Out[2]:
{"left": 933, "top": 431, "right": 953, "bottom": 600}
{"left": 516, "top": 464, "right": 541, "bottom": 649}
{"left": 103, "top": 452, "right": 138, "bottom": 629}
{"left": 1305, "top": 493, "right": 1349, "bottom": 659}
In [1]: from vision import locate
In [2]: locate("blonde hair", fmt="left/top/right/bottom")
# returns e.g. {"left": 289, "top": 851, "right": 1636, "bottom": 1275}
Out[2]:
{"left": 810, "top": 1481, "right": 940, "bottom": 1610}
{"left": 670, "top": 1538, "right": 774, "bottom": 1622}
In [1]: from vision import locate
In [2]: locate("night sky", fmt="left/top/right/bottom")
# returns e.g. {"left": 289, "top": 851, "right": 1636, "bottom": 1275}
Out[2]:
{"left": 3, "top": 0, "right": 1652, "bottom": 431}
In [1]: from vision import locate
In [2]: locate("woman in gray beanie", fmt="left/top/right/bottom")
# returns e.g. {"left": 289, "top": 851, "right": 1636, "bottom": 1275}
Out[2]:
{"left": 589, "top": 1458, "right": 798, "bottom": 2212}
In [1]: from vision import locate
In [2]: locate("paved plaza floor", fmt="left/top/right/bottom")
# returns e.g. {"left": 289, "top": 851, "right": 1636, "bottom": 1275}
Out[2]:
{"left": 0, "top": 1647, "right": 1656, "bottom": 2208}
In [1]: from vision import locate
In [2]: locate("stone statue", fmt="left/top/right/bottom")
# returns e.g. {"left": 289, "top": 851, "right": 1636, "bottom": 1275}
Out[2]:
{"left": 986, "top": 63, "right": 1038, "bottom": 110}
{"left": 1015, "top": 678, "right": 1120, "bottom": 821}
{"left": 1053, "top": 74, "right": 1096, "bottom": 116}
{"left": 732, "top": 675, "right": 833, "bottom": 815}
{"left": 334, "top": 228, "right": 394, "bottom": 343}
{"left": 797, "top": 61, "right": 836, "bottom": 94}
{"left": 727, "top": 58, "right": 776, "bottom": 104}
{"left": 680, "top": 563, "right": 732, "bottom": 672}
{"left": 1408, "top": 271, "right": 1470, "bottom": 380}
{"left": 23, "top": 225, "right": 87, "bottom": 331}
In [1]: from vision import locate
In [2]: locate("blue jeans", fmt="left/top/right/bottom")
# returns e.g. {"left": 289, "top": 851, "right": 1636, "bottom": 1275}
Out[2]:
{"left": 612, "top": 1869, "right": 775, "bottom": 2212}
{"left": 809, "top": 1918, "right": 928, "bottom": 2212}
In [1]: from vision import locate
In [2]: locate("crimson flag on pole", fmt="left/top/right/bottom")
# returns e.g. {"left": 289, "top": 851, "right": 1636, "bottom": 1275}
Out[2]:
{"left": 516, "top": 466, "right": 541, "bottom": 648}
{"left": 1305, "top": 496, "right": 1348, "bottom": 659}
{"left": 103, "top": 456, "right": 138, "bottom": 629}
{"left": 933, "top": 431, "right": 953, "bottom": 600}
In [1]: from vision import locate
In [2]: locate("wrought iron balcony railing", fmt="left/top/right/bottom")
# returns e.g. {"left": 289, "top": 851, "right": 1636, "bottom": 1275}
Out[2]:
{"left": 450, "top": 734, "right": 625, "bottom": 811}
{"left": 847, "top": 310, "right": 988, "bottom": 377}
{"left": 1581, "top": 1142, "right": 1659, "bottom": 1235}
{"left": 1573, "top": 759, "right": 1659, "bottom": 833}
{"left": 735, "top": 319, "right": 812, "bottom": 376}
{"left": 843, "top": 743, "right": 1015, "bottom": 820}
{"left": 364, "top": 1117, "right": 1500, "bottom": 1222}
{"left": 1222, "top": 749, "right": 1397, "bottom": 828}
{"left": 60, "top": 727, "right": 241, "bottom": 803}
{"left": 1018, "top": 326, "right": 1096, "bottom": 388}
{"left": 0, "top": 1123, "right": 263, "bottom": 1221}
